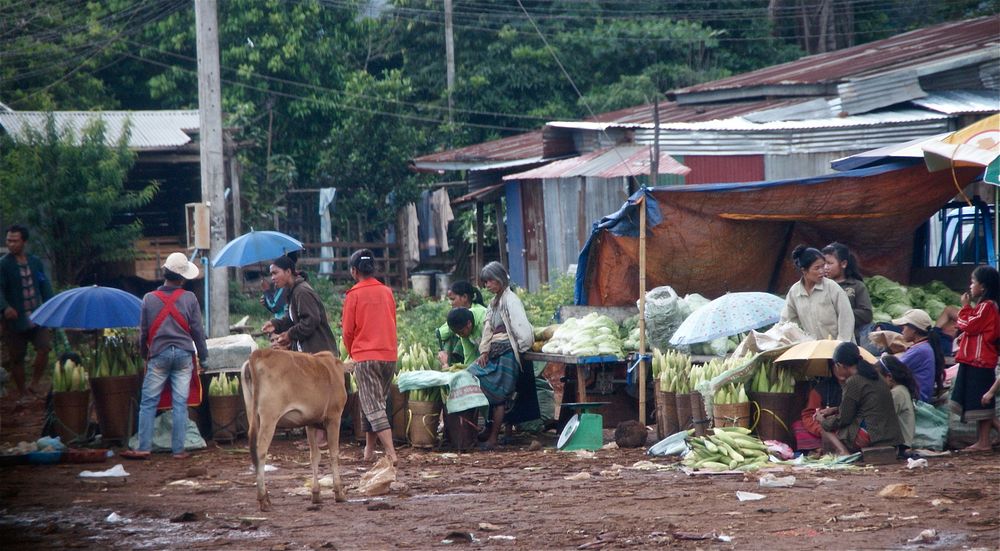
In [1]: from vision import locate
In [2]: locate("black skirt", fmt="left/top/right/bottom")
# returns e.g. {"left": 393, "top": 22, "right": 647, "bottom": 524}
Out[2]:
{"left": 949, "top": 364, "right": 997, "bottom": 422}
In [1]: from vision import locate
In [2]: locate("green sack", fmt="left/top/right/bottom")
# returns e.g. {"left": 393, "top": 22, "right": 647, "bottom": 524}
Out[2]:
{"left": 128, "top": 413, "right": 207, "bottom": 452}
{"left": 911, "top": 401, "right": 949, "bottom": 451}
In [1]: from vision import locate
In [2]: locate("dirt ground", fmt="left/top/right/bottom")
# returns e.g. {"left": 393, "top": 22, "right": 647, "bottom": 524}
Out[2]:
{"left": 1, "top": 394, "right": 998, "bottom": 551}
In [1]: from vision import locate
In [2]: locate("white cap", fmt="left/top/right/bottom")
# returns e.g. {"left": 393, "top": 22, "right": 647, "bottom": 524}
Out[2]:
{"left": 163, "top": 252, "right": 200, "bottom": 280}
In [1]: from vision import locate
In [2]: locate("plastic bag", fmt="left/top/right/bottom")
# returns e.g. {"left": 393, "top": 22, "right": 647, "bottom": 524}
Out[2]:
{"left": 357, "top": 456, "right": 396, "bottom": 496}
{"left": 642, "top": 286, "right": 689, "bottom": 352}
{"left": 912, "top": 401, "right": 948, "bottom": 451}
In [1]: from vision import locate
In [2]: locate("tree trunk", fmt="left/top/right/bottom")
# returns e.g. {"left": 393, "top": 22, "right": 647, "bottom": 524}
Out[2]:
{"left": 817, "top": 0, "right": 833, "bottom": 53}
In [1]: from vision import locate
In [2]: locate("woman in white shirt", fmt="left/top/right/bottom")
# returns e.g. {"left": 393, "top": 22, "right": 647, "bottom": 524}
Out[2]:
{"left": 781, "top": 245, "right": 855, "bottom": 342}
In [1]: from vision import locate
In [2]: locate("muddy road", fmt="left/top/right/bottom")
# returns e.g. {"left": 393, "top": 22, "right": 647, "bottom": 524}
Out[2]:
{"left": 1, "top": 396, "right": 998, "bottom": 550}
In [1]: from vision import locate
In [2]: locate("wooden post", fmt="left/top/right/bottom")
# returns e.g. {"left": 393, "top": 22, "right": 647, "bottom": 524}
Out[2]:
{"left": 475, "top": 201, "right": 485, "bottom": 285}
{"left": 195, "top": 0, "right": 229, "bottom": 336}
{"left": 638, "top": 190, "right": 647, "bottom": 424}
{"left": 496, "top": 198, "right": 508, "bottom": 268}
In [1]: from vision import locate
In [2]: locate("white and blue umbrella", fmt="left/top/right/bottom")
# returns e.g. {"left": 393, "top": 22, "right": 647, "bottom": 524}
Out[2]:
{"left": 30, "top": 285, "right": 142, "bottom": 330}
{"left": 669, "top": 292, "right": 785, "bottom": 346}
{"left": 211, "top": 230, "right": 303, "bottom": 268}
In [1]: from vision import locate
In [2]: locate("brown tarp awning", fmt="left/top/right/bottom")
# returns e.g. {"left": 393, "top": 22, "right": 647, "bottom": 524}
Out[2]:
{"left": 578, "top": 163, "right": 982, "bottom": 305}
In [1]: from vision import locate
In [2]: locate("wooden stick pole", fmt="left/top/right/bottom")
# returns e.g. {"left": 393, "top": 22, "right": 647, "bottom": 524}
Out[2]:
{"left": 638, "top": 190, "right": 647, "bottom": 423}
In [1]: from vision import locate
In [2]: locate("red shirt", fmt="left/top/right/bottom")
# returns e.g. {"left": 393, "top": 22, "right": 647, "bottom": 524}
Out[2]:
{"left": 955, "top": 300, "right": 999, "bottom": 369}
{"left": 342, "top": 278, "right": 398, "bottom": 362}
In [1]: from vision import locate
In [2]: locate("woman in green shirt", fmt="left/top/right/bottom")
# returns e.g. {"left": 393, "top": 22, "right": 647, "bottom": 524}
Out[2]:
{"left": 436, "top": 281, "right": 487, "bottom": 366}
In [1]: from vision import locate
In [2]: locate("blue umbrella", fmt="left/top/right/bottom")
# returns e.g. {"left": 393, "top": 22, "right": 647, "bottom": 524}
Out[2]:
{"left": 669, "top": 292, "right": 785, "bottom": 346}
{"left": 30, "top": 285, "right": 142, "bottom": 330}
{"left": 211, "top": 230, "right": 304, "bottom": 268}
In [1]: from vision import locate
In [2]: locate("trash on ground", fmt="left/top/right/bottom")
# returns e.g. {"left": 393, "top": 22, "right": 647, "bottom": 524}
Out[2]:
{"left": 877, "top": 483, "right": 916, "bottom": 498}
{"left": 441, "top": 531, "right": 476, "bottom": 544}
{"left": 487, "top": 535, "right": 515, "bottom": 542}
{"left": 246, "top": 464, "right": 278, "bottom": 473}
{"left": 600, "top": 442, "right": 619, "bottom": 450}
{"left": 574, "top": 450, "right": 597, "bottom": 459}
{"left": 478, "top": 522, "right": 502, "bottom": 531}
{"left": 930, "top": 498, "right": 953, "bottom": 506}
{"left": 357, "top": 457, "right": 396, "bottom": 496}
{"left": 105, "top": 512, "right": 128, "bottom": 523}
{"left": 79, "top": 464, "right": 130, "bottom": 478}
{"left": 736, "top": 491, "right": 766, "bottom": 501}
{"left": 564, "top": 472, "right": 591, "bottom": 481}
{"left": 764, "top": 440, "right": 794, "bottom": 460}
{"left": 906, "top": 458, "right": 928, "bottom": 469}
{"left": 906, "top": 529, "right": 938, "bottom": 544}
{"left": 758, "top": 473, "right": 796, "bottom": 488}
{"left": 168, "top": 479, "right": 200, "bottom": 487}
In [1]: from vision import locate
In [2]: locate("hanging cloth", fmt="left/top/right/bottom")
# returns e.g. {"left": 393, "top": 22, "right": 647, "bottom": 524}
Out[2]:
{"left": 319, "top": 188, "right": 337, "bottom": 275}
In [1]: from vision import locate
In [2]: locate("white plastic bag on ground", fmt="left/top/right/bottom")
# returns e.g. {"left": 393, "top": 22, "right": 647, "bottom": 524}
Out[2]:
{"left": 356, "top": 456, "right": 396, "bottom": 496}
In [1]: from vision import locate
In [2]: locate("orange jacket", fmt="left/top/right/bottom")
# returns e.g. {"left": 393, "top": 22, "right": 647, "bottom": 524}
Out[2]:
{"left": 342, "top": 278, "right": 398, "bottom": 362}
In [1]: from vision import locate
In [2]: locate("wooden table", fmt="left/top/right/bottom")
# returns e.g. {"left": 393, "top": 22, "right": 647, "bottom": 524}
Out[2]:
{"left": 522, "top": 351, "right": 625, "bottom": 404}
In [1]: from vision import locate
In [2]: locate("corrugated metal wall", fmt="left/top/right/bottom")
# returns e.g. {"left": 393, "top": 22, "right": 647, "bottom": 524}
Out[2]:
{"left": 542, "top": 176, "right": 630, "bottom": 283}
{"left": 764, "top": 150, "right": 863, "bottom": 180}
{"left": 682, "top": 155, "right": 765, "bottom": 184}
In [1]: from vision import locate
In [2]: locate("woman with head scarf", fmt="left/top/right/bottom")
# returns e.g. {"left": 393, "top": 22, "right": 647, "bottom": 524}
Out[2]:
{"left": 814, "top": 342, "right": 903, "bottom": 455}
{"left": 468, "top": 262, "right": 534, "bottom": 450}
{"left": 781, "top": 245, "right": 855, "bottom": 342}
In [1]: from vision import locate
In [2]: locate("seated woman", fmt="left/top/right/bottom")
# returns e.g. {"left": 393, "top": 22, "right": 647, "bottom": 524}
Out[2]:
{"left": 794, "top": 361, "right": 848, "bottom": 453}
{"left": 437, "top": 281, "right": 487, "bottom": 367}
{"left": 877, "top": 355, "right": 917, "bottom": 455}
{"left": 815, "top": 342, "right": 903, "bottom": 455}
{"left": 468, "top": 262, "right": 534, "bottom": 450}
{"left": 439, "top": 308, "right": 482, "bottom": 366}
{"left": 781, "top": 245, "right": 855, "bottom": 342}
{"left": 893, "top": 308, "right": 945, "bottom": 403}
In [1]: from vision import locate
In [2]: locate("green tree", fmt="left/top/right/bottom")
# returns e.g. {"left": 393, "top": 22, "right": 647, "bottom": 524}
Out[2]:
{"left": 316, "top": 69, "right": 431, "bottom": 240}
{"left": 0, "top": 114, "right": 158, "bottom": 285}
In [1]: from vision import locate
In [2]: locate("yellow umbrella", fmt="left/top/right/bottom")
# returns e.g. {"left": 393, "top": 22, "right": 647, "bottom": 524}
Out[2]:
{"left": 774, "top": 339, "right": 878, "bottom": 378}
{"left": 922, "top": 113, "right": 1000, "bottom": 172}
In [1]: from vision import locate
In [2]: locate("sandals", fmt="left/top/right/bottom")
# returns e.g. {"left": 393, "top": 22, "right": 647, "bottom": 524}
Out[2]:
{"left": 120, "top": 450, "right": 151, "bottom": 460}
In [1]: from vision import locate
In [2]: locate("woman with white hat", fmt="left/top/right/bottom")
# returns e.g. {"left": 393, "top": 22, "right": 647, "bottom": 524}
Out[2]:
{"left": 894, "top": 308, "right": 944, "bottom": 403}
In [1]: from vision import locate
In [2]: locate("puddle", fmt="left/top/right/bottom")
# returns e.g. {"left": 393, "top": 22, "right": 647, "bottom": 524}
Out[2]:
{"left": 408, "top": 492, "right": 477, "bottom": 501}
{"left": 0, "top": 506, "right": 272, "bottom": 548}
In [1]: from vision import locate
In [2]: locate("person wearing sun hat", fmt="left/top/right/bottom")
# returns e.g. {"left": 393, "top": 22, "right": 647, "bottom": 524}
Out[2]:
{"left": 123, "top": 252, "right": 208, "bottom": 460}
{"left": 893, "top": 308, "right": 944, "bottom": 403}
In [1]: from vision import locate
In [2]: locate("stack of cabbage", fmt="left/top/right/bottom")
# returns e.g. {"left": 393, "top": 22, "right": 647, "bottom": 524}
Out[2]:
{"left": 540, "top": 313, "right": 624, "bottom": 358}
{"left": 866, "top": 276, "right": 960, "bottom": 323}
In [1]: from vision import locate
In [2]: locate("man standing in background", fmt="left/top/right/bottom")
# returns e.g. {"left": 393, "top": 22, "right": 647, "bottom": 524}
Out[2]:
{"left": 0, "top": 224, "right": 54, "bottom": 400}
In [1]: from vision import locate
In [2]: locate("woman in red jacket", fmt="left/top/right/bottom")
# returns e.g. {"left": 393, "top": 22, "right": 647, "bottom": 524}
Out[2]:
{"left": 343, "top": 249, "right": 398, "bottom": 465}
{"left": 952, "top": 266, "right": 1000, "bottom": 452}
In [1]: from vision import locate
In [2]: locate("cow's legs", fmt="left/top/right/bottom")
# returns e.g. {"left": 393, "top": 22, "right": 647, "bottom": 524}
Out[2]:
{"left": 326, "top": 414, "right": 346, "bottom": 502}
{"left": 254, "top": 420, "right": 278, "bottom": 511}
{"left": 306, "top": 426, "right": 322, "bottom": 505}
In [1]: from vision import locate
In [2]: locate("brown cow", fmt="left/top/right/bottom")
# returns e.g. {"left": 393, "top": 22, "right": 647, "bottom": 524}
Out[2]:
{"left": 241, "top": 349, "right": 347, "bottom": 511}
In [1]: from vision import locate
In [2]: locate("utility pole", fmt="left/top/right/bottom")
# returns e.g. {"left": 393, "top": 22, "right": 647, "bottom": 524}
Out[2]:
{"left": 195, "top": 0, "right": 229, "bottom": 337}
{"left": 444, "top": 0, "right": 455, "bottom": 124}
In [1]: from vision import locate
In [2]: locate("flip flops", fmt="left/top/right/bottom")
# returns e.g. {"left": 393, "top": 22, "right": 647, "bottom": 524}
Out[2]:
{"left": 120, "top": 450, "right": 150, "bottom": 460}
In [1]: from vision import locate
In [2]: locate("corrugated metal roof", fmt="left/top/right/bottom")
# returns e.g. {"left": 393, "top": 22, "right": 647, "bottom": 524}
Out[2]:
{"left": 911, "top": 90, "right": 1000, "bottom": 114}
{"left": 412, "top": 99, "right": 806, "bottom": 169}
{"left": 673, "top": 17, "right": 999, "bottom": 99}
{"left": 0, "top": 111, "right": 200, "bottom": 150}
{"left": 633, "top": 109, "right": 947, "bottom": 132}
{"left": 503, "top": 145, "right": 689, "bottom": 180}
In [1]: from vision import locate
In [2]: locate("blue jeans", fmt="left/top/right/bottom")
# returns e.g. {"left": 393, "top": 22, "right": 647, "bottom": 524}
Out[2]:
{"left": 137, "top": 346, "right": 193, "bottom": 454}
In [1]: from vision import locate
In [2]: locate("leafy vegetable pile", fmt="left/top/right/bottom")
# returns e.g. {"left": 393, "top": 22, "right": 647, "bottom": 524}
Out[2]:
{"left": 540, "top": 313, "right": 625, "bottom": 357}
{"left": 865, "top": 276, "right": 960, "bottom": 323}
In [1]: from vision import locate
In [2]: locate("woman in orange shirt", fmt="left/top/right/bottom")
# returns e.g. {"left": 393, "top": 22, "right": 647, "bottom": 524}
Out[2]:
{"left": 342, "top": 249, "right": 398, "bottom": 465}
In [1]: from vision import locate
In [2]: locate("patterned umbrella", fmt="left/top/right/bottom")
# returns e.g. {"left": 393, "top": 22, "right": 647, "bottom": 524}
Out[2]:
{"left": 669, "top": 292, "right": 785, "bottom": 346}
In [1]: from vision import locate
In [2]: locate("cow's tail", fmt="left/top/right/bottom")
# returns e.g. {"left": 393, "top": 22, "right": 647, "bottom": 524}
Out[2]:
{"left": 241, "top": 357, "right": 260, "bottom": 471}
